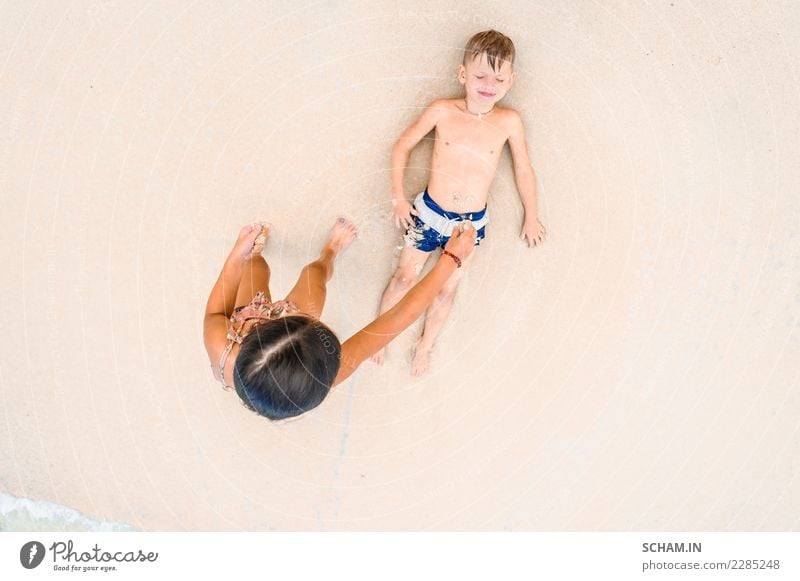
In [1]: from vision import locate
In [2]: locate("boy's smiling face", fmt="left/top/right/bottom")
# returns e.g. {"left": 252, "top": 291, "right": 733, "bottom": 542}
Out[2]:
{"left": 458, "top": 52, "right": 515, "bottom": 108}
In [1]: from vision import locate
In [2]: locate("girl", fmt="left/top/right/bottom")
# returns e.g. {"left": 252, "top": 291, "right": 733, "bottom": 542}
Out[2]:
{"left": 203, "top": 217, "right": 475, "bottom": 421}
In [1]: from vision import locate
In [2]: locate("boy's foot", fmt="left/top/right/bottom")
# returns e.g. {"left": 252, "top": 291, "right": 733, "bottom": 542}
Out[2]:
{"left": 370, "top": 348, "right": 385, "bottom": 365}
{"left": 410, "top": 343, "right": 432, "bottom": 376}
{"left": 324, "top": 217, "right": 357, "bottom": 257}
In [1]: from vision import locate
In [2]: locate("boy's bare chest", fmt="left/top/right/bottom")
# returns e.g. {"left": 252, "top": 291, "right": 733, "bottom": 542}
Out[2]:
{"left": 434, "top": 121, "right": 508, "bottom": 158}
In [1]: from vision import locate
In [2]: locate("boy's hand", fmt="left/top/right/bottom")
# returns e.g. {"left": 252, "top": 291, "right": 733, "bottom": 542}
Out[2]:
{"left": 443, "top": 222, "right": 476, "bottom": 263}
{"left": 521, "top": 217, "right": 546, "bottom": 248}
{"left": 231, "top": 222, "right": 269, "bottom": 262}
{"left": 392, "top": 198, "right": 419, "bottom": 229}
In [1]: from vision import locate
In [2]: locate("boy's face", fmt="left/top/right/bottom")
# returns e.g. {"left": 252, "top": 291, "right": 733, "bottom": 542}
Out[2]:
{"left": 458, "top": 52, "right": 515, "bottom": 107}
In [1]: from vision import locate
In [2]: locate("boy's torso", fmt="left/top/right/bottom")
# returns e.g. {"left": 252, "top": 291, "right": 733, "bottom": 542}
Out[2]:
{"left": 428, "top": 98, "right": 515, "bottom": 213}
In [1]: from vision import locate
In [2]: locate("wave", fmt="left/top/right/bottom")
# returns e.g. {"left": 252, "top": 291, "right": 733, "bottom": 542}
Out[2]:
{"left": 0, "top": 492, "right": 136, "bottom": 532}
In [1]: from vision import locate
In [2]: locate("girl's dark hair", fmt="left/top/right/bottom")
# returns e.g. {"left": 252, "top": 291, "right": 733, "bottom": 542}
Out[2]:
{"left": 233, "top": 316, "right": 341, "bottom": 420}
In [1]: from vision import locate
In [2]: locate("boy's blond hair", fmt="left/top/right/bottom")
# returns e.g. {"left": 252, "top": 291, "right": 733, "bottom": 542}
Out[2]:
{"left": 463, "top": 29, "right": 515, "bottom": 70}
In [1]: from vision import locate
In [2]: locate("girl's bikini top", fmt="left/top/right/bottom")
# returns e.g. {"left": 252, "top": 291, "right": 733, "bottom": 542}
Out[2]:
{"left": 213, "top": 291, "right": 300, "bottom": 391}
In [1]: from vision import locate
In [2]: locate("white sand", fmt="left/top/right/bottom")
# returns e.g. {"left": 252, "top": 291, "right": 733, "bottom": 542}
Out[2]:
{"left": 1, "top": 1, "right": 798, "bottom": 530}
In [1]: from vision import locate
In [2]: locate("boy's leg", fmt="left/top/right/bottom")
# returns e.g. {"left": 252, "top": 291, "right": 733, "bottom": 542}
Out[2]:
{"left": 370, "top": 245, "right": 432, "bottom": 364}
{"left": 234, "top": 255, "right": 272, "bottom": 309}
{"left": 284, "top": 218, "right": 357, "bottom": 319}
{"left": 411, "top": 250, "right": 476, "bottom": 376}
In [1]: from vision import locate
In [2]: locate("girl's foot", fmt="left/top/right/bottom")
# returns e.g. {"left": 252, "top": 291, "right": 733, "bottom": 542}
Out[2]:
{"left": 323, "top": 217, "right": 357, "bottom": 258}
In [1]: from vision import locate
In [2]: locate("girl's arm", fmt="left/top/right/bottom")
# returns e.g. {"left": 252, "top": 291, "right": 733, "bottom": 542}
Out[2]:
{"left": 333, "top": 226, "right": 476, "bottom": 386}
{"left": 204, "top": 256, "right": 244, "bottom": 319}
{"left": 203, "top": 224, "right": 267, "bottom": 359}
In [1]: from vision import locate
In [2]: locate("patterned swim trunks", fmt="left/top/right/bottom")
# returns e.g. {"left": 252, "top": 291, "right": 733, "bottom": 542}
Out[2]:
{"left": 404, "top": 187, "right": 488, "bottom": 252}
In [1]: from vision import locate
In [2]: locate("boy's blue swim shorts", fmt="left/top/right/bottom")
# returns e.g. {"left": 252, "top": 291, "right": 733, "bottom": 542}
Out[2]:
{"left": 403, "top": 187, "right": 488, "bottom": 252}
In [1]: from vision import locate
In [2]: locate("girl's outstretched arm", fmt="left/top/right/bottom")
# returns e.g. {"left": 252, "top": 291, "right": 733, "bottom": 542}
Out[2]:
{"left": 333, "top": 225, "right": 476, "bottom": 386}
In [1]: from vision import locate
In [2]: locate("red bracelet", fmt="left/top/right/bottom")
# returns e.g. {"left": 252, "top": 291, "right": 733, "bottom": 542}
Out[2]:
{"left": 441, "top": 250, "right": 462, "bottom": 268}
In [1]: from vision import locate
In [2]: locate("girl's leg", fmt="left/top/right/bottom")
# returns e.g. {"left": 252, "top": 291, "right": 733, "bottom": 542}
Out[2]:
{"left": 410, "top": 250, "right": 475, "bottom": 376}
{"left": 284, "top": 218, "right": 357, "bottom": 319}
{"left": 235, "top": 255, "right": 272, "bottom": 309}
{"left": 370, "top": 245, "right": 432, "bottom": 364}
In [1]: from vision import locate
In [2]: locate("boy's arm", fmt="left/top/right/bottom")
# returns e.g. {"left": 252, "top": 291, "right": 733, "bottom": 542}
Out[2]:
{"left": 390, "top": 100, "right": 447, "bottom": 228}
{"left": 507, "top": 111, "right": 546, "bottom": 247}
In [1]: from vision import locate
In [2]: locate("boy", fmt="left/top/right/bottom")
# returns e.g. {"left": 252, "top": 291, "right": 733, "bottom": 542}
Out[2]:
{"left": 372, "top": 29, "right": 546, "bottom": 375}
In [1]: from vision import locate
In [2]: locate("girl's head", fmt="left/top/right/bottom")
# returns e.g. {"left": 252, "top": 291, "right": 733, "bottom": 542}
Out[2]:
{"left": 233, "top": 316, "right": 341, "bottom": 420}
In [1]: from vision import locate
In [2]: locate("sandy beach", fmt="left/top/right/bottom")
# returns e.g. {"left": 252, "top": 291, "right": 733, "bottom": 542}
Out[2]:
{"left": 1, "top": 1, "right": 798, "bottom": 530}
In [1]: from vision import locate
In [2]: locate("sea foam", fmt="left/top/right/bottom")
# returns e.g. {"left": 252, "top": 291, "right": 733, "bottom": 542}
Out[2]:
{"left": 0, "top": 492, "right": 136, "bottom": 532}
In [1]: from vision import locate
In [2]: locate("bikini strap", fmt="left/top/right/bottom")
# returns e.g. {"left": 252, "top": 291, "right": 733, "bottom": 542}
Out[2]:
{"left": 216, "top": 340, "right": 236, "bottom": 391}
{"left": 215, "top": 293, "right": 300, "bottom": 391}
{"left": 216, "top": 311, "right": 247, "bottom": 391}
